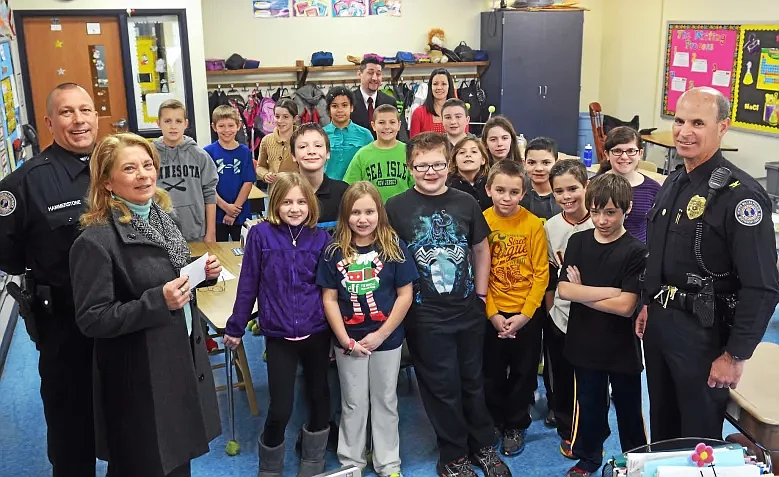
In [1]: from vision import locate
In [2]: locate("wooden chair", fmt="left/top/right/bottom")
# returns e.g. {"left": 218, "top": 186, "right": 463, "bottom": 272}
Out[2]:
{"left": 588, "top": 102, "right": 608, "bottom": 163}
{"left": 637, "top": 160, "right": 658, "bottom": 173}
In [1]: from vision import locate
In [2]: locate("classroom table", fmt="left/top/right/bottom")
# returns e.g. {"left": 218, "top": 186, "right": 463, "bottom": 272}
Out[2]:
{"left": 189, "top": 241, "right": 257, "bottom": 455}
{"left": 726, "top": 341, "right": 779, "bottom": 471}
{"left": 249, "top": 184, "right": 267, "bottom": 200}
{"left": 641, "top": 131, "right": 738, "bottom": 174}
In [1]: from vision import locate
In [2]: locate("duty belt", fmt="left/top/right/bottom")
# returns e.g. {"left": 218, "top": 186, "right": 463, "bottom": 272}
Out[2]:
{"left": 653, "top": 285, "right": 696, "bottom": 312}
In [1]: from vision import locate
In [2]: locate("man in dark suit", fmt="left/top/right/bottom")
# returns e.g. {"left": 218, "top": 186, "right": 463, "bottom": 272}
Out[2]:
{"left": 351, "top": 57, "right": 397, "bottom": 139}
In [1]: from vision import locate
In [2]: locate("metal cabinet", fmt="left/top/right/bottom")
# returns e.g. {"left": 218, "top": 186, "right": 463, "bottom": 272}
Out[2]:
{"left": 480, "top": 10, "right": 584, "bottom": 154}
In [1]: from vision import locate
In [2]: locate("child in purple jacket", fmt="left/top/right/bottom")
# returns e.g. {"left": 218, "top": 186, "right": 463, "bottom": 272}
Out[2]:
{"left": 224, "top": 172, "right": 331, "bottom": 477}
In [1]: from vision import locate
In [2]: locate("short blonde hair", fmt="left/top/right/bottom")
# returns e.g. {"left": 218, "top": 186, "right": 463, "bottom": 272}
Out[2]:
{"left": 212, "top": 104, "right": 241, "bottom": 126}
{"left": 80, "top": 133, "right": 172, "bottom": 228}
{"left": 158, "top": 99, "right": 187, "bottom": 118}
{"left": 266, "top": 173, "right": 319, "bottom": 228}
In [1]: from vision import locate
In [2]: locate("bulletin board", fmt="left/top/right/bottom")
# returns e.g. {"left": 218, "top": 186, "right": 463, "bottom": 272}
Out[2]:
{"left": 0, "top": 39, "right": 21, "bottom": 180}
{"left": 662, "top": 23, "right": 740, "bottom": 116}
{"left": 731, "top": 25, "right": 779, "bottom": 134}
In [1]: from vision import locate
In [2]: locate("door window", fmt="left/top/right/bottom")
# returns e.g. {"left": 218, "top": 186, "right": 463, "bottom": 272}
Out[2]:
{"left": 125, "top": 15, "right": 188, "bottom": 132}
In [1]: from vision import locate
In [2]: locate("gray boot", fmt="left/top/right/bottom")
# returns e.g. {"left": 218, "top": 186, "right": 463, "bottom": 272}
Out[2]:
{"left": 258, "top": 435, "right": 285, "bottom": 477}
{"left": 297, "top": 425, "right": 330, "bottom": 477}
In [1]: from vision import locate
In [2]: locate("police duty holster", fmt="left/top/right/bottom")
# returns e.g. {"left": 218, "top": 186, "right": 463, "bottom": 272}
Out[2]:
{"left": 5, "top": 272, "right": 41, "bottom": 344}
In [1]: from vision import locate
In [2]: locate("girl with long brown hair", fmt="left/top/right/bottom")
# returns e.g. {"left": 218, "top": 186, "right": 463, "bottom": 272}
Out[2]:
{"left": 316, "top": 181, "right": 418, "bottom": 477}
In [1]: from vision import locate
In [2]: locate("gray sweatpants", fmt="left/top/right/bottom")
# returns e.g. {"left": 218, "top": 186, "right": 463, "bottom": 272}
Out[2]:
{"left": 334, "top": 346, "right": 402, "bottom": 476}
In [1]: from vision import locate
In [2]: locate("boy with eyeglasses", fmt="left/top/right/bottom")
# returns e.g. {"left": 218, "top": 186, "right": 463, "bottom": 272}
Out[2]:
{"left": 386, "top": 132, "right": 511, "bottom": 477}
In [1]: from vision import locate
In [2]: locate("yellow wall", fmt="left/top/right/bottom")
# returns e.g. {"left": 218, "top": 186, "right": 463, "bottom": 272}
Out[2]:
{"left": 202, "top": 0, "right": 604, "bottom": 111}
{"left": 599, "top": 0, "right": 779, "bottom": 178}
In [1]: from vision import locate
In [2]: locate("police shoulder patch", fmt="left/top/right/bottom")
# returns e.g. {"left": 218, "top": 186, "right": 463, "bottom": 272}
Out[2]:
{"left": 0, "top": 190, "right": 16, "bottom": 216}
{"left": 734, "top": 198, "right": 762, "bottom": 227}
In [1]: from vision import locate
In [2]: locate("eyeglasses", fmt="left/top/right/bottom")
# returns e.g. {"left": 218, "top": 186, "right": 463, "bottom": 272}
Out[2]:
{"left": 412, "top": 162, "right": 448, "bottom": 173}
{"left": 205, "top": 275, "right": 226, "bottom": 293}
{"left": 609, "top": 148, "right": 641, "bottom": 157}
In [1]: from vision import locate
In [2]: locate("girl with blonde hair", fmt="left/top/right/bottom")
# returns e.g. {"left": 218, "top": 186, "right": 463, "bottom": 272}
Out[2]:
{"left": 316, "top": 181, "right": 418, "bottom": 477}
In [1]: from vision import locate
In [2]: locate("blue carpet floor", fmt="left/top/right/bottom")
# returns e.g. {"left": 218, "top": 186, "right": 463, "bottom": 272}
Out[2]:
{"left": 2, "top": 312, "right": 777, "bottom": 477}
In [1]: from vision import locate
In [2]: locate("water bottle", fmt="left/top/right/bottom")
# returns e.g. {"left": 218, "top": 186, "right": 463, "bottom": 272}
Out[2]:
{"left": 517, "top": 134, "right": 527, "bottom": 161}
{"left": 583, "top": 144, "right": 593, "bottom": 167}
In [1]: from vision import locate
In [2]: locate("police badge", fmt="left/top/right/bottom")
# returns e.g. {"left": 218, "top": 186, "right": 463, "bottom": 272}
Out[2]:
{"left": 686, "top": 195, "right": 706, "bottom": 220}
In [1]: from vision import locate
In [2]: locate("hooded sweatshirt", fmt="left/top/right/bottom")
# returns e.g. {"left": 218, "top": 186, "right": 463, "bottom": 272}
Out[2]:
{"left": 153, "top": 136, "right": 219, "bottom": 242}
{"left": 293, "top": 84, "right": 330, "bottom": 127}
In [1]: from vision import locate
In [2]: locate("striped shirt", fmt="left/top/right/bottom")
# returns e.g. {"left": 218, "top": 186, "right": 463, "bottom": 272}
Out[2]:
{"left": 625, "top": 174, "right": 661, "bottom": 243}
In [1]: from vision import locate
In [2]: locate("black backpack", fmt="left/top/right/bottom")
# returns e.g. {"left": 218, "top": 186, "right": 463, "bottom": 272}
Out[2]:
{"left": 225, "top": 53, "right": 246, "bottom": 70}
{"left": 454, "top": 42, "right": 475, "bottom": 62}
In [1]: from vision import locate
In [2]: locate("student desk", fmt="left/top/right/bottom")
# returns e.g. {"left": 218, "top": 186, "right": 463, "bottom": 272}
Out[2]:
{"left": 249, "top": 184, "right": 267, "bottom": 200}
{"left": 189, "top": 241, "right": 258, "bottom": 455}
{"left": 641, "top": 131, "right": 738, "bottom": 174}
{"left": 726, "top": 341, "right": 779, "bottom": 471}
{"left": 586, "top": 165, "right": 667, "bottom": 185}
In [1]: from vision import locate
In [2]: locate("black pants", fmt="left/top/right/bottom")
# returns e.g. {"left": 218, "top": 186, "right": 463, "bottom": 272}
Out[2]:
{"left": 483, "top": 307, "right": 543, "bottom": 431}
{"left": 644, "top": 303, "right": 729, "bottom": 441}
{"left": 544, "top": 317, "right": 574, "bottom": 441}
{"left": 37, "top": 313, "right": 96, "bottom": 477}
{"left": 571, "top": 367, "right": 646, "bottom": 473}
{"left": 216, "top": 223, "right": 242, "bottom": 242}
{"left": 541, "top": 311, "right": 553, "bottom": 414}
{"left": 263, "top": 330, "right": 331, "bottom": 447}
{"left": 405, "top": 302, "right": 495, "bottom": 464}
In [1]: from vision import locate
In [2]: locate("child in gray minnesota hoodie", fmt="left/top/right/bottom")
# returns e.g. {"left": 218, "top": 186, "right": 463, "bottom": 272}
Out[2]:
{"left": 154, "top": 100, "right": 219, "bottom": 242}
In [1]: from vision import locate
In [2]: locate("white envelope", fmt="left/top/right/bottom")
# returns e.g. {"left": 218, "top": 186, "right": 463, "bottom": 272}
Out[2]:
{"left": 180, "top": 253, "right": 208, "bottom": 288}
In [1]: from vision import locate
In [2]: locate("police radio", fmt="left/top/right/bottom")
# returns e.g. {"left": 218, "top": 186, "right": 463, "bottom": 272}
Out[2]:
{"left": 693, "top": 166, "right": 733, "bottom": 280}
{"left": 702, "top": 167, "right": 732, "bottom": 215}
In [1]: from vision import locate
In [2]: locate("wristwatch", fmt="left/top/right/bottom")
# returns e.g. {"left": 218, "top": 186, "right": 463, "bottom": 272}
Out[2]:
{"left": 728, "top": 352, "right": 745, "bottom": 362}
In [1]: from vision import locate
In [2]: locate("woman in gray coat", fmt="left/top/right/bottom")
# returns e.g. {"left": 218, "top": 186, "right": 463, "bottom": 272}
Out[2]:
{"left": 70, "top": 133, "right": 221, "bottom": 477}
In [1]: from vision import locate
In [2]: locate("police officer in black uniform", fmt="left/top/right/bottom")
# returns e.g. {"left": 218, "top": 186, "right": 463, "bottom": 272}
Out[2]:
{"left": 640, "top": 87, "right": 779, "bottom": 441}
{"left": 0, "top": 83, "right": 98, "bottom": 475}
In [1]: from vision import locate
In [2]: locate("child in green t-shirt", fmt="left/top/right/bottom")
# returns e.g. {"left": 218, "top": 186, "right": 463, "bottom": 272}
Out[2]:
{"left": 343, "top": 104, "right": 414, "bottom": 203}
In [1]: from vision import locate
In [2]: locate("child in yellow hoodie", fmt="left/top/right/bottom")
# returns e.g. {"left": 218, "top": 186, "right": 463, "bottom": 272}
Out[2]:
{"left": 483, "top": 160, "right": 549, "bottom": 458}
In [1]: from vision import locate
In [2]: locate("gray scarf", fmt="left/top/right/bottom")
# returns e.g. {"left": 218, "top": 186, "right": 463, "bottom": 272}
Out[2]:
{"left": 129, "top": 202, "right": 190, "bottom": 276}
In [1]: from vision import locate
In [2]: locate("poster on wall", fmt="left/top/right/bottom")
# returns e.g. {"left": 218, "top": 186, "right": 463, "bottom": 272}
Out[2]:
{"left": 0, "top": 40, "right": 20, "bottom": 176}
{"left": 369, "top": 0, "right": 401, "bottom": 16}
{"left": 292, "top": 0, "right": 329, "bottom": 16}
{"left": 332, "top": 0, "right": 368, "bottom": 17}
{"left": 731, "top": 25, "right": 779, "bottom": 134}
{"left": 253, "top": 0, "right": 291, "bottom": 18}
{"left": 661, "top": 24, "right": 739, "bottom": 116}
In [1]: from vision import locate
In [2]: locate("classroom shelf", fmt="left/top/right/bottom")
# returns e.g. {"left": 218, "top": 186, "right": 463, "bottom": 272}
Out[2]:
{"left": 205, "top": 60, "right": 490, "bottom": 88}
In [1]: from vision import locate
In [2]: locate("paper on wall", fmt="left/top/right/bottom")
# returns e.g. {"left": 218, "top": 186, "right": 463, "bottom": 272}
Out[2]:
{"left": 180, "top": 253, "right": 208, "bottom": 288}
{"left": 671, "top": 77, "right": 687, "bottom": 92}
{"left": 673, "top": 51, "right": 690, "bottom": 68}
{"left": 712, "top": 70, "right": 732, "bottom": 87}
{"left": 691, "top": 58, "right": 708, "bottom": 73}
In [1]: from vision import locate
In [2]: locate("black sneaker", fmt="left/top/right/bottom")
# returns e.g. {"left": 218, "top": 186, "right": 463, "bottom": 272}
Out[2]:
{"left": 472, "top": 446, "right": 512, "bottom": 477}
{"left": 501, "top": 428, "right": 526, "bottom": 456}
{"left": 437, "top": 457, "right": 478, "bottom": 477}
{"left": 544, "top": 410, "right": 557, "bottom": 428}
{"left": 493, "top": 426, "right": 503, "bottom": 450}
{"left": 565, "top": 465, "right": 592, "bottom": 477}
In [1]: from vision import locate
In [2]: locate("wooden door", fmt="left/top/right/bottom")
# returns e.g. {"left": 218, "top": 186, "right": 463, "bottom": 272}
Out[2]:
{"left": 22, "top": 16, "right": 129, "bottom": 150}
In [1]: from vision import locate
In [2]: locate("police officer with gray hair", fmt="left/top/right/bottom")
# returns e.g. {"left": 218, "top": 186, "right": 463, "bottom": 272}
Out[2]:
{"left": 639, "top": 86, "right": 779, "bottom": 441}
{"left": 0, "top": 83, "right": 98, "bottom": 475}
